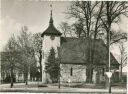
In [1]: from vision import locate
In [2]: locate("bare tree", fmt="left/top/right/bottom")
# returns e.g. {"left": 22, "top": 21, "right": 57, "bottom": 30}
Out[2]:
{"left": 59, "top": 22, "right": 75, "bottom": 37}
{"left": 71, "top": 19, "right": 85, "bottom": 38}
{"left": 67, "top": 1, "right": 105, "bottom": 83}
{"left": 2, "top": 35, "right": 21, "bottom": 88}
{"left": 32, "top": 33, "right": 42, "bottom": 81}
{"left": 66, "top": 1, "right": 128, "bottom": 83}
{"left": 16, "top": 26, "right": 35, "bottom": 85}
{"left": 119, "top": 41, "right": 127, "bottom": 82}
{"left": 110, "top": 30, "right": 127, "bottom": 45}
{"left": 100, "top": 1, "right": 128, "bottom": 70}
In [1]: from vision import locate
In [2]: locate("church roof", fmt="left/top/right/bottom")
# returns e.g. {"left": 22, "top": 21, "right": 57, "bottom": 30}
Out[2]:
{"left": 41, "top": 10, "right": 62, "bottom": 37}
{"left": 60, "top": 37, "right": 119, "bottom": 69}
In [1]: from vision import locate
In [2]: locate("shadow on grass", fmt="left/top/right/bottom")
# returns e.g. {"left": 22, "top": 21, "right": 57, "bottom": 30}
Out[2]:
{"left": 48, "top": 82, "right": 106, "bottom": 89}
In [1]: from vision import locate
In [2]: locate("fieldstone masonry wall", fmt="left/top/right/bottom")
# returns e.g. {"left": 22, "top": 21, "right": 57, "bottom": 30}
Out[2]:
{"left": 60, "top": 64, "right": 87, "bottom": 83}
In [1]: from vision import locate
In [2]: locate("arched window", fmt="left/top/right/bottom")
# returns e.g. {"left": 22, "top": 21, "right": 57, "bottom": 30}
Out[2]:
{"left": 70, "top": 67, "right": 73, "bottom": 76}
{"left": 102, "top": 68, "right": 105, "bottom": 76}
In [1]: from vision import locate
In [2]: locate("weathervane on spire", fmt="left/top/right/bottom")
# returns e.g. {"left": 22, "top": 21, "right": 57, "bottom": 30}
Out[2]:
{"left": 50, "top": 4, "right": 52, "bottom": 17}
{"left": 49, "top": 4, "right": 53, "bottom": 24}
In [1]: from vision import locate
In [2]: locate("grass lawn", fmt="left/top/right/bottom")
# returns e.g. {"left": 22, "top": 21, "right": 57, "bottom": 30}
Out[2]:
{"left": 45, "top": 82, "right": 126, "bottom": 89}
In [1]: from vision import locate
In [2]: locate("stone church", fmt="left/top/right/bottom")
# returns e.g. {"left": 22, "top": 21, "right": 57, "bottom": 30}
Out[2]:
{"left": 41, "top": 10, "right": 119, "bottom": 84}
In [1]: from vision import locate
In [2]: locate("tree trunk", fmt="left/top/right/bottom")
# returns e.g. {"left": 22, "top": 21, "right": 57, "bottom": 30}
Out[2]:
{"left": 24, "top": 71, "right": 28, "bottom": 85}
{"left": 58, "top": 60, "right": 60, "bottom": 88}
{"left": 10, "top": 65, "right": 13, "bottom": 88}
{"left": 25, "top": 73, "right": 28, "bottom": 85}
{"left": 120, "top": 60, "right": 123, "bottom": 82}
{"left": 25, "top": 79, "right": 28, "bottom": 85}
{"left": 88, "top": 39, "right": 93, "bottom": 83}
{"left": 39, "top": 50, "right": 42, "bottom": 81}
{"left": 86, "top": 67, "right": 93, "bottom": 83}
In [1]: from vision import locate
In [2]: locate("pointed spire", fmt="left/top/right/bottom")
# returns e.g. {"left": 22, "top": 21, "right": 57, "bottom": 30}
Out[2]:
{"left": 49, "top": 4, "right": 53, "bottom": 24}
{"left": 41, "top": 4, "right": 62, "bottom": 37}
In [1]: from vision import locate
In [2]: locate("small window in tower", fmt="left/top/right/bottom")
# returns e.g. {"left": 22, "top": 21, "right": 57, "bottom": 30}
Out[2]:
{"left": 50, "top": 35, "right": 55, "bottom": 40}
{"left": 70, "top": 67, "right": 73, "bottom": 76}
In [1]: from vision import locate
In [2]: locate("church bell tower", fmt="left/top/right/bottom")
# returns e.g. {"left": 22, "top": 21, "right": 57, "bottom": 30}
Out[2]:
{"left": 41, "top": 5, "right": 62, "bottom": 83}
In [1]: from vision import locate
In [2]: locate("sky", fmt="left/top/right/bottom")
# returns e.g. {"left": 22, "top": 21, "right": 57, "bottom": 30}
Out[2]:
{"left": 0, "top": 0, "right": 128, "bottom": 71}
{"left": 0, "top": 0, "right": 71, "bottom": 51}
